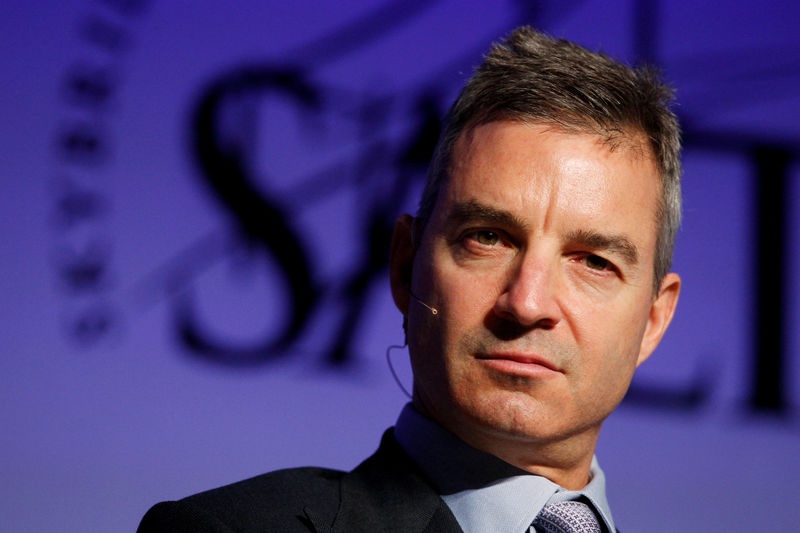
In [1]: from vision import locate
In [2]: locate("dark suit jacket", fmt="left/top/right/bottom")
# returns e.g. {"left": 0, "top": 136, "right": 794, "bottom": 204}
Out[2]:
{"left": 137, "top": 430, "right": 463, "bottom": 532}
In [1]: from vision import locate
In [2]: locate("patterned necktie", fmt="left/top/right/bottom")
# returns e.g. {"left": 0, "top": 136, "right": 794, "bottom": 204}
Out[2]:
{"left": 532, "top": 500, "right": 602, "bottom": 533}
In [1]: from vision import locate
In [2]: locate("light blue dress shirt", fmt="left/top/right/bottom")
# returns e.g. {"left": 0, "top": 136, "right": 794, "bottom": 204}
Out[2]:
{"left": 394, "top": 403, "right": 616, "bottom": 533}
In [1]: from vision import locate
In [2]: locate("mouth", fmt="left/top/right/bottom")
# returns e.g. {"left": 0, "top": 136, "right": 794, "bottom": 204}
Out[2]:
{"left": 475, "top": 352, "right": 562, "bottom": 377}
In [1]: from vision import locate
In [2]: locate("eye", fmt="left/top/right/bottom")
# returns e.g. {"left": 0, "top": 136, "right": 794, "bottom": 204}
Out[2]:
{"left": 585, "top": 254, "right": 611, "bottom": 271}
{"left": 472, "top": 230, "right": 500, "bottom": 246}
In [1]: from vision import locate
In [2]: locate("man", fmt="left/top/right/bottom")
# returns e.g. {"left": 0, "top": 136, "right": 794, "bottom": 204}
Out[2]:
{"left": 139, "top": 26, "right": 681, "bottom": 532}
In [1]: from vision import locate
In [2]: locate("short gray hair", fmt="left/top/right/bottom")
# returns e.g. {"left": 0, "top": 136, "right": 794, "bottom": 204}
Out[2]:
{"left": 417, "top": 27, "right": 682, "bottom": 291}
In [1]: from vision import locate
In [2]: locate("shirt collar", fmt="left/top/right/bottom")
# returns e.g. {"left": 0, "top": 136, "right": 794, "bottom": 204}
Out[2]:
{"left": 394, "top": 403, "right": 616, "bottom": 533}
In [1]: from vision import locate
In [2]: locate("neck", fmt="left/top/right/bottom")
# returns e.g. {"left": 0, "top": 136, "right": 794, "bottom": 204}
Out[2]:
{"left": 442, "top": 416, "right": 601, "bottom": 490}
{"left": 494, "top": 437, "right": 597, "bottom": 489}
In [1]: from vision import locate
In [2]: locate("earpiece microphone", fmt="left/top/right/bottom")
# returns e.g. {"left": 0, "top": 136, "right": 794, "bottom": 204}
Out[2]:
{"left": 391, "top": 291, "right": 437, "bottom": 398}
{"left": 410, "top": 292, "right": 439, "bottom": 316}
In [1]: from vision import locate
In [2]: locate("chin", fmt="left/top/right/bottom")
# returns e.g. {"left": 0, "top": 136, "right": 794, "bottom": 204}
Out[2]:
{"left": 453, "top": 390, "right": 567, "bottom": 444}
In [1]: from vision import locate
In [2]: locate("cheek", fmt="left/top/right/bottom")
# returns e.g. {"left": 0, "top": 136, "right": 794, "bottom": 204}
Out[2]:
{"left": 567, "top": 296, "right": 650, "bottom": 374}
{"left": 411, "top": 268, "right": 498, "bottom": 382}
{"left": 569, "top": 312, "right": 643, "bottom": 412}
{"left": 431, "top": 256, "right": 506, "bottom": 314}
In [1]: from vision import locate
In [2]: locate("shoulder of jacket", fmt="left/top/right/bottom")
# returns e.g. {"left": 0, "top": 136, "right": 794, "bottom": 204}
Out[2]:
{"left": 140, "top": 467, "right": 346, "bottom": 532}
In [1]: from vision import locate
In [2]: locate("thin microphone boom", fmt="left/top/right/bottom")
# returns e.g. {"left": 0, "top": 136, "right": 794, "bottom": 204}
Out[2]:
{"left": 387, "top": 291, "right": 436, "bottom": 400}
{"left": 410, "top": 292, "right": 438, "bottom": 315}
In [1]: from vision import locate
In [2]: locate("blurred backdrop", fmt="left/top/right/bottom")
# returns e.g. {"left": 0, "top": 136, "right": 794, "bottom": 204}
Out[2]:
{"left": 3, "top": 1, "right": 800, "bottom": 531}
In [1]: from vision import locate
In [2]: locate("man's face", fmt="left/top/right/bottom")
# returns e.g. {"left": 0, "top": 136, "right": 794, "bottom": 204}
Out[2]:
{"left": 391, "top": 121, "right": 680, "bottom": 459}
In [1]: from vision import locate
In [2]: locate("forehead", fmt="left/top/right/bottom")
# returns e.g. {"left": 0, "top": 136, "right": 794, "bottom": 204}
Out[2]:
{"left": 435, "top": 121, "right": 661, "bottom": 251}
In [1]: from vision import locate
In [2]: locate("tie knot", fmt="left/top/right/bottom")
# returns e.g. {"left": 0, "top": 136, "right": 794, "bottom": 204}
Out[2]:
{"left": 533, "top": 500, "right": 602, "bottom": 533}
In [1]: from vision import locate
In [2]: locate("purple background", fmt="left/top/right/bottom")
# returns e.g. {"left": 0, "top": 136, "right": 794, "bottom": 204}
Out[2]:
{"left": 3, "top": 1, "right": 800, "bottom": 531}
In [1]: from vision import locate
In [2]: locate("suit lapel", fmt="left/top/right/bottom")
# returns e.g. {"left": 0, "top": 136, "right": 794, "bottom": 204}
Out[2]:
{"left": 305, "top": 430, "right": 462, "bottom": 533}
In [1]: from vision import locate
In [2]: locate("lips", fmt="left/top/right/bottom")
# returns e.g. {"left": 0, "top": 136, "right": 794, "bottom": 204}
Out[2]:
{"left": 476, "top": 352, "right": 562, "bottom": 376}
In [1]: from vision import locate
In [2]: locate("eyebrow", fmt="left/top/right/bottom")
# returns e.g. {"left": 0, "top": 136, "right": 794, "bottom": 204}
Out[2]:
{"left": 445, "top": 200, "right": 529, "bottom": 232}
{"left": 565, "top": 229, "right": 640, "bottom": 265}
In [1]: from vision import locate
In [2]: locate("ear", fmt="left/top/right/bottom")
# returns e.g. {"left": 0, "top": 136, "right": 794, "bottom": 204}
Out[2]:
{"left": 636, "top": 272, "right": 681, "bottom": 367}
{"left": 389, "top": 214, "right": 416, "bottom": 316}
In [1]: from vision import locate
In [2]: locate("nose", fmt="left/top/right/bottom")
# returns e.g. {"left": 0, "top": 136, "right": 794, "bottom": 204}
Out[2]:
{"left": 492, "top": 253, "right": 562, "bottom": 329}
